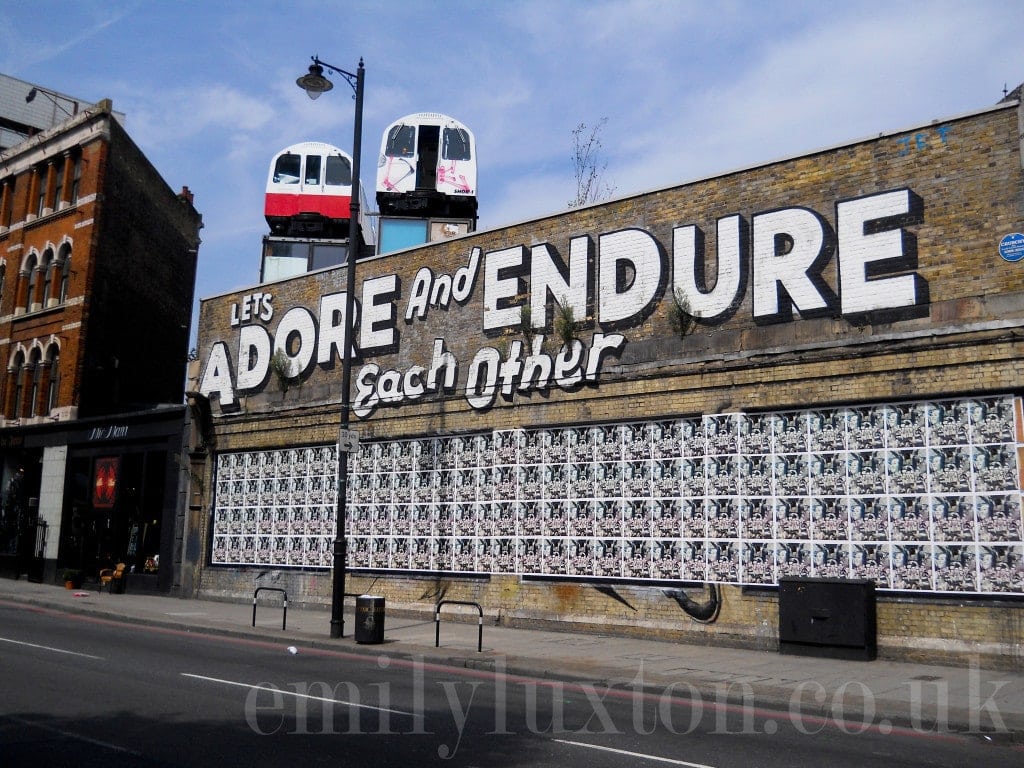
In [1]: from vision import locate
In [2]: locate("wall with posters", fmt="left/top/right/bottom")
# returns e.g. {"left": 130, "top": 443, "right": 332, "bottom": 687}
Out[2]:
{"left": 192, "top": 95, "right": 1024, "bottom": 663}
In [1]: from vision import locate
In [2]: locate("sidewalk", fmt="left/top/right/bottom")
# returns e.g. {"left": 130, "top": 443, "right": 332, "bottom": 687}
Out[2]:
{"left": 1, "top": 577, "right": 1022, "bottom": 737}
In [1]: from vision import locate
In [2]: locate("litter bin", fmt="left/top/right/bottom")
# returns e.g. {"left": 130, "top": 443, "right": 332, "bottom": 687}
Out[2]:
{"left": 354, "top": 595, "right": 385, "bottom": 644}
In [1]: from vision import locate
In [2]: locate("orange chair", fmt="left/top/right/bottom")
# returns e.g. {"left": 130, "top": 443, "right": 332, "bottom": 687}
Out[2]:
{"left": 99, "top": 562, "right": 126, "bottom": 593}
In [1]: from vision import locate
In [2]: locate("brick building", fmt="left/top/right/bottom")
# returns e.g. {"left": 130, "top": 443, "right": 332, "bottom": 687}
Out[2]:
{"left": 191, "top": 90, "right": 1023, "bottom": 666}
{"left": 0, "top": 78, "right": 202, "bottom": 591}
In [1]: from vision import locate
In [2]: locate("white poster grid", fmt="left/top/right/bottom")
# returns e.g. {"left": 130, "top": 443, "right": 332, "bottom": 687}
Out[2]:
{"left": 210, "top": 395, "right": 1024, "bottom": 595}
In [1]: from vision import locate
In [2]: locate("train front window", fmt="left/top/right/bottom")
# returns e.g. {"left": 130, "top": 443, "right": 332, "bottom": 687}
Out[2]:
{"left": 325, "top": 155, "right": 351, "bottom": 186}
{"left": 385, "top": 125, "right": 415, "bottom": 158}
{"left": 442, "top": 128, "right": 471, "bottom": 161}
{"left": 305, "top": 155, "right": 321, "bottom": 185}
{"left": 273, "top": 154, "right": 301, "bottom": 184}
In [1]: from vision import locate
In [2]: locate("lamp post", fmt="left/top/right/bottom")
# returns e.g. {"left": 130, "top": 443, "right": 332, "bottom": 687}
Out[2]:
{"left": 297, "top": 55, "right": 364, "bottom": 639}
{"left": 25, "top": 86, "right": 79, "bottom": 120}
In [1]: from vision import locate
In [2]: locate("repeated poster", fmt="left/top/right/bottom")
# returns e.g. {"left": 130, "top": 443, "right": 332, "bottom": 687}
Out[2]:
{"left": 211, "top": 395, "right": 1024, "bottom": 594}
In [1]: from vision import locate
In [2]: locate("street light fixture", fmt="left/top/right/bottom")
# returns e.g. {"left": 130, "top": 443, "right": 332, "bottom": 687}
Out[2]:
{"left": 297, "top": 55, "right": 365, "bottom": 639}
{"left": 25, "top": 86, "right": 79, "bottom": 119}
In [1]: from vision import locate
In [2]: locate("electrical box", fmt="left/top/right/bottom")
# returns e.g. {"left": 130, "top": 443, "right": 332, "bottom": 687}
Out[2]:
{"left": 778, "top": 577, "right": 877, "bottom": 661}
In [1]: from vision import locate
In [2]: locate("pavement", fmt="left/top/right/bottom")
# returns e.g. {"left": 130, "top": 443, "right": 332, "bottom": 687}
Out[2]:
{"left": 1, "top": 576, "right": 1023, "bottom": 739}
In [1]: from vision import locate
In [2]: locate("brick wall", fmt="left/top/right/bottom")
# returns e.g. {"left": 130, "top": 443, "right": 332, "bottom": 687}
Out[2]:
{"left": 193, "top": 99, "right": 1024, "bottom": 668}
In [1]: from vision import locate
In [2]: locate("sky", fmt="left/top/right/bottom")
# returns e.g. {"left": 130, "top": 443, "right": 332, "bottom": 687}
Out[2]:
{"left": 2, "top": 0, "right": 1023, "bottom": 345}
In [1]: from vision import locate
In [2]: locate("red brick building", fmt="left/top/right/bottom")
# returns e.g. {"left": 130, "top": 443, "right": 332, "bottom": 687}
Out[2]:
{"left": 0, "top": 84, "right": 202, "bottom": 590}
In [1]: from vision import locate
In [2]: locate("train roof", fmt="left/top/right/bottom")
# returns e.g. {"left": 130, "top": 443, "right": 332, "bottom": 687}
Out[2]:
{"left": 384, "top": 112, "right": 473, "bottom": 131}
{"left": 272, "top": 141, "right": 352, "bottom": 157}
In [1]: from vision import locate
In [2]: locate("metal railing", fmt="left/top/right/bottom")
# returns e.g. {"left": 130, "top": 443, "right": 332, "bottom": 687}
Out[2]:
{"left": 434, "top": 600, "right": 483, "bottom": 652}
{"left": 252, "top": 587, "right": 288, "bottom": 630}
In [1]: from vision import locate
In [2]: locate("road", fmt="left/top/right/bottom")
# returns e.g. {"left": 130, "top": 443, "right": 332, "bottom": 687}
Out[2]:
{"left": 0, "top": 602, "right": 1020, "bottom": 767}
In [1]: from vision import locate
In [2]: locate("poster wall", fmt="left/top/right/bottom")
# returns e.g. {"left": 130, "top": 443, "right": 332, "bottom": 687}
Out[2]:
{"left": 211, "top": 394, "right": 1024, "bottom": 595}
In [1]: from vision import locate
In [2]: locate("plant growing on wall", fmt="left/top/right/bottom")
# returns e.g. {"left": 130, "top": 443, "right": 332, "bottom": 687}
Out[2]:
{"left": 269, "top": 349, "right": 295, "bottom": 394}
{"left": 554, "top": 297, "right": 578, "bottom": 347}
{"left": 520, "top": 303, "right": 535, "bottom": 349}
{"left": 669, "top": 288, "right": 697, "bottom": 339}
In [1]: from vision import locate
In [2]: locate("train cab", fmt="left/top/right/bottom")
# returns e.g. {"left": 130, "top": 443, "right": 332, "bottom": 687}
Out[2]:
{"left": 376, "top": 113, "right": 477, "bottom": 219}
{"left": 264, "top": 141, "right": 356, "bottom": 239}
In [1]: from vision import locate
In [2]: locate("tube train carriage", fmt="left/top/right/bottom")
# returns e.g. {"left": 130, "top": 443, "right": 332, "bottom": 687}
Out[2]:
{"left": 376, "top": 112, "right": 478, "bottom": 219}
{"left": 264, "top": 141, "right": 373, "bottom": 241}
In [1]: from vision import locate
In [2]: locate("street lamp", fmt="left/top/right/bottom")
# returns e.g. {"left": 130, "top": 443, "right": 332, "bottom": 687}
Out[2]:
{"left": 25, "top": 86, "right": 79, "bottom": 119}
{"left": 297, "top": 55, "right": 365, "bottom": 639}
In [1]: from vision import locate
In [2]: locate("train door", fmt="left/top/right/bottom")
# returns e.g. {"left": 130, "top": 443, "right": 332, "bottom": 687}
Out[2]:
{"left": 415, "top": 125, "right": 439, "bottom": 191}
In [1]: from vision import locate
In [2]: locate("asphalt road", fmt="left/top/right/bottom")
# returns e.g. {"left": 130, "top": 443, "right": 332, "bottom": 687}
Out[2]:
{"left": 1, "top": 602, "right": 1020, "bottom": 767}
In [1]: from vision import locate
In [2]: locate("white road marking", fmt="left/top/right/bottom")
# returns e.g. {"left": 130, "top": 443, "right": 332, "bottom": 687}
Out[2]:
{"left": 7, "top": 714, "right": 142, "bottom": 756}
{"left": 0, "top": 635, "right": 103, "bottom": 659}
{"left": 181, "top": 672, "right": 414, "bottom": 716}
{"left": 554, "top": 738, "right": 717, "bottom": 767}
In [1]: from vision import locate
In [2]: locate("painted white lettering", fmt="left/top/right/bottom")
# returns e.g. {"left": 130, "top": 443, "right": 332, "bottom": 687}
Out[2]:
{"left": 519, "top": 336, "right": 552, "bottom": 391}
{"left": 430, "top": 273, "right": 452, "bottom": 308}
{"left": 353, "top": 364, "right": 380, "bottom": 418}
{"left": 451, "top": 247, "right": 480, "bottom": 302}
{"left": 752, "top": 208, "right": 830, "bottom": 320}
{"left": 483, "top": 246, "right": 527, "bottom": 332}
{"left": 585, "top": 332, "right": 626, "bottom": 381}
{"left": 530, "top": 239, "right": 589, "bottom": 329}
{"left": 466, "top": 347, "right": 501, "bottom": 409}
{"left": 553, "top": 339, "right": 586, "bottom": 387}
{"left": 405, "top": 268, "right": 432, "bottom": 322}
{"left": 403, "top": 366, "right": 427, "bottom": 400}
{"left": 427, "top": 339, "right": 458, "bottom": 391}
{"left": 361, "top": 274, "right": 398, "bottom": 351}
{"left": 274, "top": 307, "right": 315, "bottom": 377}
{"left": 837, "top": 189, "right": 919, "bottom": 314}
{"left": 498, "top": 340, "right": 524, "bottom": 397}
{"left": 598, "top": 229, "right": 662, "bottom": 325}
{"left": 672, "top": 216, "right": 743, "bottom": 320}
{"left": 236, "top": 324, "right": 271, "bottom": 391}
{"left": 316, "top": 292, "right": 353, "bottom": 365}
{"left": 377, "top": 369, "right": 403, "bottom": 403}
{"left": 199, "top": 342, "right": 235, "bottom": 406}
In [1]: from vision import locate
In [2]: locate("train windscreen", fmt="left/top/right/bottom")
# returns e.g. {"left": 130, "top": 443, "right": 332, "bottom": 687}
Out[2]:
{"left": 385, "top": 125, "right": 416, "bottom": 158}
{"left": 442, "top": 127, "right": 471, "bottom": 161}
{"left": 304, "top": 155, "right": 321, "bottom": 185}
{"left": 273, "top": 154, "right": 301, "bottom": 184}
{"left": 325, "top": 155, "right": 352, "bottom": 185}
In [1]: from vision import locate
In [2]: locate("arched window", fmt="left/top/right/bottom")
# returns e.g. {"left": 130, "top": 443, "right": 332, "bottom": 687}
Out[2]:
{"left": 40, "top": 248, "right": 54, "bottom": 307}
{"left": 24, "top": 254, "right": 38, "bottom": 312}
{"left": 28, "top": 347, "right": 42, "bottom": 417}
{"left": 11, "top": 351, "right": 26, "bottom": 419}
{"left": 58, "top": 245, "right": 71, "bottom": 303}
{"left": 0, "top": 263, "right": 6, "bottom": 310}
{"left": 45, "top": 344, "right": 60, "bottom": 415}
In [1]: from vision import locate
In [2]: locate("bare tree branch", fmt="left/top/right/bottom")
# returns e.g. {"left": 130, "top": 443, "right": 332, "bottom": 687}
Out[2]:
{"left": 569, "top": 117, "right": 616, "bottom": 208}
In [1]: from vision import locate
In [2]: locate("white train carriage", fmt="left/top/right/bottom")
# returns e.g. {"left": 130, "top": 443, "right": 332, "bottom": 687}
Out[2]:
{"left": 265, "top": 141, "right": 369, "bottom": 240}
{"left": 376, "top": 112, "right": 477, "bottom": 218}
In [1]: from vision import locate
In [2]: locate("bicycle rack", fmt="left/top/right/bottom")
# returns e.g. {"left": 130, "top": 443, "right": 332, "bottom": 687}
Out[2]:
{"left": 435, "top": 600, "right": 484, "bottom": 652}
{"left": 252, "top": 587, "right": 288, "bottom": 630}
